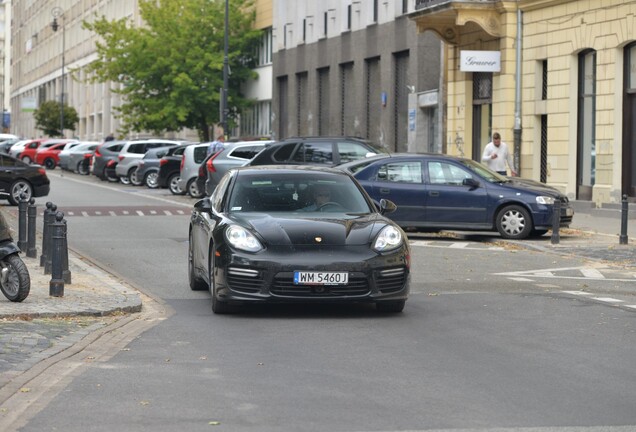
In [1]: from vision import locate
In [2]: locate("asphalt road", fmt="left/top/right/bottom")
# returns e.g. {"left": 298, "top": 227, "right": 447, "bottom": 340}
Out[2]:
{"left": 15, "top": 170, "right": 636, "bottom": 432}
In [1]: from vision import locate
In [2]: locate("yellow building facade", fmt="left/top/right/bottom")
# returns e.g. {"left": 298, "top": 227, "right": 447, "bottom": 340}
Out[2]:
{"left": 411, "top": 0, "right": 636, "bottom": 206}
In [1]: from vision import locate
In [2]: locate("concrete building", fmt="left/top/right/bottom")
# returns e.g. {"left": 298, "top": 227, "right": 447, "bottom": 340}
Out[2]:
{"left": 240, "top": 0, "right": 273, "bottom": 138}
{"left": 9, "top": 0, "right": 272, "bottom": 142}
{"left": 411, "top": 0, "right": 636, "bottom": 206}
{"left": 272, "top": 0, "right": 443, "bottom": 152}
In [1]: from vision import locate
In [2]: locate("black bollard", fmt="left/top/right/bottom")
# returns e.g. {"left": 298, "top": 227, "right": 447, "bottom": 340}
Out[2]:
{"left": 17, "top": 193, "right": 28, "bottom": 251}
{"left": 40, "top": 202, "right": 53, "bottom": 267}
{"left": 49, "top": 211, "right": 66, "bottom": 297}
{"left": 620, "top": 194, "right": 629, "bottom": 245}
{"left": 551, "top": 199, "right": 561, "bottom": 245}
{"left": 45, "top": 204, "right": 57, "bottom": 275}
{"left": 62, "top": 218, "right": 71, "bottom": 284}
{"left": 27, "top": 198, "right": 37, "bottom": 258}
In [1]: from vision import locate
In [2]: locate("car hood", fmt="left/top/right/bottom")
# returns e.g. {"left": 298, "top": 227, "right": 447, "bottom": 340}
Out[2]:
{"left": 501, "top": 177, "right": 565, "bottom": 197}
{"left": 228, "top": 213, "right": 386, "bottom": 246}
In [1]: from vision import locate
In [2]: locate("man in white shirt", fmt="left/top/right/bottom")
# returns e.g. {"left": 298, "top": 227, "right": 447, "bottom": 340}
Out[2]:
{"left": 481, "top": 132, "right": 517, "bottom": 176}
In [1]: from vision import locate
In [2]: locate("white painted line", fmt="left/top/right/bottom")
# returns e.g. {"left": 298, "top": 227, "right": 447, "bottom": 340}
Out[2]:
{"left": 177, "top": 210, "right": 185, "bottom": 215}
{"left": 122, "top": 211, "right": 129, "bottom": 215}
{"left": 581, "top": 268, "right": 605, "bottom": 279}
{"left": 534, "top": 271, "right": 554, "bottom": 277}
{"left": 164, "top": 210, "right": 173, "bottom": 216}
{"left": 109, "top": 211, "right": 117, "bottom": 217}
{"left": 150, "top": 210, "right": 157, "bottom": 215}
{"left": 535, "top": 284, "right": 560, "bottom": 288}
{"left": 592, "top": 297, "right": 624, "bottom": 303}
{"left": 95, "top": 211, "right": 102, "bottom": 215}
{"left": 136, "top": 210, "right": 145, "bottom": 216}
{"left": 625, "top": 305, "right": 636, "bottom": 310}
{"left": 449, "top": 242, "right": 469, "bottom": 249}
{"left": 81, "top": 211, "right": 89, "bottom": 217}
{"left": 509, "top": 277, "right": 534, "bottom": 282}
{"left": 67, "top": 212, "right": 74, "bottom": 216}
{"left": 562, "top": 291, "right": 594, "bottom": 296}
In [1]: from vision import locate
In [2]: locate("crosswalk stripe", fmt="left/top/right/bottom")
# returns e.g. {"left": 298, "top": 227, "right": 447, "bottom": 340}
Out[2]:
{"left": 592, "top": 297, "right": 623, "bottom": 303}
{"left": 581, "top": 268, "right": 605, "bottom": 279}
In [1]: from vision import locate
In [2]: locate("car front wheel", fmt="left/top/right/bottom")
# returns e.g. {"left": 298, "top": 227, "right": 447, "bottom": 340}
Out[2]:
{"left": 209, "top": 254, "right": 232, "bottom": 314}
{"left": 187, "top": 178, "right": 203, "bottom": 198}
{"left": 44, "top": 158, "right": 56, "bottom": 170}
{"left": 496, "top": 205, "right": 533, "bottom": 239}
{"left": 168, "top": 173, "right": 184, "bottom": 195}
{"left": 8, "top": 180, "right": 33, "bottom": 205}
{"left": 188, "top": 233, "right": 208, "bottom": 291}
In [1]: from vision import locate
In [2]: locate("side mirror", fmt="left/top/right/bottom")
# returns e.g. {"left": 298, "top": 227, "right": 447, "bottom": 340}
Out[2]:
{"left": 379, "top": 198, "right": 397, "bottom": 215}
{"left": 194, "top": 197, "right": 212, "bottom": 213}
{"left": 462, "top": 178, "right": 480, "bottom": 189}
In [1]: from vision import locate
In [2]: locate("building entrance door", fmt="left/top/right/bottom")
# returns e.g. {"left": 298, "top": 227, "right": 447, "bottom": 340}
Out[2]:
{"left": 471, "top": 72, "right": 492, "bottom": 161}
{"left": 623, "top": 43, "right": 636, "bottom": 199}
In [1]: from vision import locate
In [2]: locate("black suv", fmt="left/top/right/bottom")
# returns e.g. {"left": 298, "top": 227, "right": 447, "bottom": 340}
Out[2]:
{"left": 246, "top": 137, "right": 387, "bottom": 167}
{"left": 92, "top": 140, "right": 126, "bottom": 181}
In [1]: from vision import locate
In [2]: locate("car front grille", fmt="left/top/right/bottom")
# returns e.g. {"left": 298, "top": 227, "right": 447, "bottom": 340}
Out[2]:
{"left": 227, "top": 267, "right": 263, "bottom": 294}
{"left": 271, "top": 272, "right": 370, "bottom": 297}
{"left": 376, "top": 267, "right": 407, "bottom": 293}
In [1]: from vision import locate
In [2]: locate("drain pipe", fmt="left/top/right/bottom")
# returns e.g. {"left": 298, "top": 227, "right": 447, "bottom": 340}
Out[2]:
{"left": 513, "top": 8, "right": 523, "bottom": 175}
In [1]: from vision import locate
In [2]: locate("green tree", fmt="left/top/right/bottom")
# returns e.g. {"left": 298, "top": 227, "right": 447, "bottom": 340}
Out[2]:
{"left": 82, "top": 0, "right": 261, "bottom": 141}
{"left": 33, "top": 100, "right": 79, "bottom": 137}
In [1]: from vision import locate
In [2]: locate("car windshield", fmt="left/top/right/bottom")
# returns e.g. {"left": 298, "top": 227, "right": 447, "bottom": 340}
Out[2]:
{"left": 228, "top": 171, "right": 372, "bottom": 214}
{"left": 459, "top": 158, "right": 509, "bottom": 183}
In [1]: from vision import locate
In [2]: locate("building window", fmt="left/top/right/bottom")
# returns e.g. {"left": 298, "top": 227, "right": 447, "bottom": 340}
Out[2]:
{"left": 472, "top": 72, "right": 493, "bottom": 161}
{"left": 340, "top": 62, "right": 354, "bottom": 136}
{"left": 373, "top": 0, "right": 378, "bottom": 22}
{"left": 577, "top": 49, "right": 596, "bottom": 200}
{"left": 542, "top": 60, "right": 548, "bottom": 100}
{"left": 347, "top": 5, "right": 351, "bottom": 31}
{"left": 296, "top": 72, "right": 308, "bottom": 136}
{"left": 318, "top": 67, "right": 330, "bottom": 136}
{"left": 241, "top": 101, "right": 272, "bottom": 137}
{"left": 324, "top": 11, "right": 328, "bottom": 36}
{"left": 255, "top": 27, "right": 272, "bottom": 66}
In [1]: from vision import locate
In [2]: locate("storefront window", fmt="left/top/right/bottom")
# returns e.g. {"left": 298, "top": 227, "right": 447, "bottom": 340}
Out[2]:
{"left": 577, "top": 50, "right": 596, "bottom": 200}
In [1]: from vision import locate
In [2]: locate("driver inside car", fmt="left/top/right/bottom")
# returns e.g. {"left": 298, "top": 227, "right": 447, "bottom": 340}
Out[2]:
{"left": 301, "top": 186, "right": 333, "bottom": 211}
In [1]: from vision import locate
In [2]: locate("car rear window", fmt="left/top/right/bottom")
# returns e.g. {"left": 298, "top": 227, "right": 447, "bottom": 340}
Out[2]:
{"left": 194, "top": 146, "right": 208, "bottom": 163}
{"left": 128, "top": 144, "right": 146, "bottom": 154}
{"left": 292, "top": 142, "right": 333, "bottom": 164}
{"left": 229, "top": 145, "right": 265, "bottom": 160}
{"left": 272, "top": 143, "right": 297, "bottom": 162}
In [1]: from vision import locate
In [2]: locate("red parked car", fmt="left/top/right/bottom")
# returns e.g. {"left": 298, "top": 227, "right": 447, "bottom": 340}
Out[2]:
{"left": 34, "top": 142, "right": 68, "bottom": 169}
{"left": 18, "top": 139, "right": 76, "bottom": 165}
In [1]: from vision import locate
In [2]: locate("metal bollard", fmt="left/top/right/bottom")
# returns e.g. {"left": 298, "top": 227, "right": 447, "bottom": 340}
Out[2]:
{"left": 44, "top": 204, "right": 57, "bottom": 275}
{"left": 17, "top": 193, "right": 28, "bottom": 251}
{"left": 620, "top": 194, "right": 629, "bottom": 245}
{"left": 40, "top": 202, "right": 53, "bottom": 267}
{"left": 62, "top": 218, "right": 71, "bottom": 284}
{"left": 27, "top": 198, "right": 38, "bottom": 258}
{"left": 49, "top": 211, "right": 66, "bottom": 297}
{"left": 551, "top": 199, "right": 561, "bottom": 245}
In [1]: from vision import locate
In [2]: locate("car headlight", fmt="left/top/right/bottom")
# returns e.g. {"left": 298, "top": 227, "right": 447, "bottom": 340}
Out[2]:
{"left": 225, "top": 225, "right": 263, "bottom": 253}
{"left": 536, "top": 196, "right": 555, "bottom": 205}
{"left": 373, "top": 225, "right": 403, "bottom": 252}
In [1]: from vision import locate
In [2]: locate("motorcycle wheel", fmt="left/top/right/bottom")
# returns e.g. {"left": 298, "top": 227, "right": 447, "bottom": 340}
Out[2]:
{"left": 0, "top": 254, "right": 31, "bottom": 302}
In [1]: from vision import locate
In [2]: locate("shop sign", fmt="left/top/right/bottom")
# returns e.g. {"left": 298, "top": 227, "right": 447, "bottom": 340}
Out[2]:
{"left": 460, "top": 51, "right": 501, "bottom": 72}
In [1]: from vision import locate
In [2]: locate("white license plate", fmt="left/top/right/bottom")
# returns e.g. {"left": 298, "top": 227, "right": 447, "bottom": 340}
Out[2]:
{"left": 293, "top": 271, "right": 349, "bottom": 285}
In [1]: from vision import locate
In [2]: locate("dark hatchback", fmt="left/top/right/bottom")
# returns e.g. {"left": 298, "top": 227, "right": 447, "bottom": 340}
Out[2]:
{"left": 188, "top": 166, "right": 410, "bottom": 314}
{"left": 246, "top": 136, "right": 386, "bottom": 167}
{"left": 0, "top": 153, "right": 50, "bottom": 205}
{"left": 92, "top": 140, "right": 126, "bottom": 181}
{"left": 340, "top": 153, "right": 574, "bottom": 240}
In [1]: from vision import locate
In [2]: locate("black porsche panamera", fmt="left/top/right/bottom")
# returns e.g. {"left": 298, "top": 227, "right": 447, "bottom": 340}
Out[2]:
{"left": 188, "top": 166, "right": 411, "bottom": 314}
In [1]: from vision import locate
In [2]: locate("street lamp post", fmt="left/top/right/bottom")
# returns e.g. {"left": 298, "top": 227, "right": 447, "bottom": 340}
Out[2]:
{"left": 51, "top": 7, "right": 65, "bottom": 137}
{"left": 222, "top": 0, "right": 229, "bottom": 138}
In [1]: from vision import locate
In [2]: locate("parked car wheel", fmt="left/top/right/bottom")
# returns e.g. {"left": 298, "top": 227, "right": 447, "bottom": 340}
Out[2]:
{"left": 8, "top": 180, "right": 33, "bottom": 205}
{"left": 103, "top": 167, "right": 119, "bottom": 182}
{"left": 119, "top": 175, "right": 131, "bottom": 185}
{"left": 21, "top": 156, "right": 32, "bottom": 164}
{"left": 130, "top": 168, "right": 144, "bottom": 186}
{"left": 168, "top": 173, "right": 184, "bottom": 195}
{"left": 496, "top": 205, "right": 533, "bottom": 240}
{"left": 188, "top": 233, "right": 208, "bottom": 291}
{"left": 187, "top": 178, "right": 203, "bottom": 198}
{"left": 43, "top": 158, "right": 56, "bottom": 170}
{"left": 77, "top": 160, "right": 90, "bottom": 175}
{"left": 144, "top": 171, "right": 159, "bottom": 189}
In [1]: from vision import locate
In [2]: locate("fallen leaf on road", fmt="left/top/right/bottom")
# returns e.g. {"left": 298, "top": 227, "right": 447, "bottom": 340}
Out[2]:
{"left": 20, "top": 388, "right": 30, "bottom": 393}
{"left": 209, "top": 421, "right": 221, "bottom": 425}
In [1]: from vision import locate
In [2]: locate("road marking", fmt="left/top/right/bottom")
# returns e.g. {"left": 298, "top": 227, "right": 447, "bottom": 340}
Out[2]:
{"left": 409, "top": 240, "right": 504, "bottom": 251}
{"left": 626, "top": 305, "right": 636, "bottom": 310}
{"left": 509, "top": 277, "right": 534, "bottom": 282}
{"left": 591, "top": 297, "right": 623, "bottom": 303}
{"left": 496, "top": 266, "right": 636, "bottom": 282}
{"left": 136, "top": 210, "right": 144, "bottom": 216}
{"left": 562, "top": 291, "right": 594, "bottom": 296}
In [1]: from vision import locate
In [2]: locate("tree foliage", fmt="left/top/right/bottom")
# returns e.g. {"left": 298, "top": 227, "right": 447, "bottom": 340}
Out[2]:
{"left": 33, "top": 100, "right": 79, "bottom": 137}
{"left": 81, "top": 0, "right": 261, "bottom": 141}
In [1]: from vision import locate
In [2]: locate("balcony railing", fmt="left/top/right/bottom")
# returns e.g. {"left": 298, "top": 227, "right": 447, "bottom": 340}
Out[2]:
{"left": 414, "top": 0, "right": 496, "bottom": 11}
